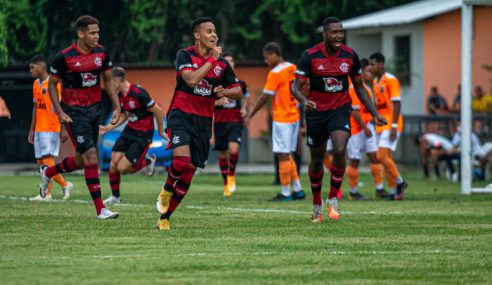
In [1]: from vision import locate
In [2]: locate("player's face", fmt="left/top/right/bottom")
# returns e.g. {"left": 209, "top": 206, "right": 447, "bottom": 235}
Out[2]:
{"left": 29, "top": 63, "right": 43, "bottom": 78}
{"left": 263, "top": 51, "right": 278, "bottom": 68}
{"left": 112, "top": 77, "right": 123, "bottom": 92}
{"left": 362, "top": 66, "right": 373, "bottom": 82}
{"left": 196, "top": 22, "right": 218, "bottom": 50}
{"left": 323, "top": 22, "right": 344, "bottom": 50}
{"left": 79, "top": 24, "right": 100, "bottom": 48}
{"left": 224, "top": 55, "right": 235, "bottom": 69}
{"left": 368, "top": 59, "right": 382, "bottom": 76}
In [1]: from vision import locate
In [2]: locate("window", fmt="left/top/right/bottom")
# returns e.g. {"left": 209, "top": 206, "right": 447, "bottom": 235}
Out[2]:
{"left": 394, "top": 35, "right": 411, "bottom": 86}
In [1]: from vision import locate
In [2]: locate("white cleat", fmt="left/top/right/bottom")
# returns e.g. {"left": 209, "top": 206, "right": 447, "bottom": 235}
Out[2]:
{"left": 146, "top": 154, "right": 157, "bottom": 177}
{"left": 39, "top": 165, "right": 51, "bottom": 198}
{"left": 62, "top": 182, "right": 73, "bottom": 200}
{"left": 29, "top": 194, "right": 53, "bottom": 201}
{"left": 97, "top": 208, "right": 119, "bottom": 220}
{"left": 103, "top": 195, "right": 121, "bottom": 205}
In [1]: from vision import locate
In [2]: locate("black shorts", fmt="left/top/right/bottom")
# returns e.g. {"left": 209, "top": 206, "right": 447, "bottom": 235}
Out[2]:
{"left": 112, "top": 127, "right": 153, "bottom": 166}
{"left": 213, "top": 122, "right": 243, "bottom": 151}
{"left": 306, "top": 104, "right": 352, "bottom": 148}
{"left": 167, "top": 109, "right": 212, "bottom": 168}
{"left": 62, "top": 103, "right": 101, "bottom": 154}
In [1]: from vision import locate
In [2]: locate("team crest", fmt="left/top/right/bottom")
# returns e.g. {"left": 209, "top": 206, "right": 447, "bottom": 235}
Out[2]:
{"left": 129, "top": 100, "right": 136, "bottom": 109}
{"left": 323, "top": 77, "right": 344, "bottom": 92}
{"left": 94, "top": 56, "right": 102, "bottom": 67}
{"left": 213, "top": 65, "right": 223, "bottom": 76}
{"left": 340, "top": 62, "right": 350, "bottom": 73}
{"left": 194, "top": 79, "right": 213, "bottom": 96}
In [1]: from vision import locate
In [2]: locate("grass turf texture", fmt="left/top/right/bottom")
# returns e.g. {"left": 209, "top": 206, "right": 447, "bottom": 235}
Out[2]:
{"left": 0, "top": 172, "right": 491, "bottom": 284}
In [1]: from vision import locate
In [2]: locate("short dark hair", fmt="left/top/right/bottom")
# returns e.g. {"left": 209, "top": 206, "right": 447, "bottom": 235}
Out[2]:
{"left": 190, "top": 17, "right": 213, "bottom": 34}
{"left": 112, "top": 66, "right": 126, "bottom": 80}
{"left": 263, "top": 42, "right": 282, "bottom": 56}
{"left": 360, "top": 58, "right": 369, "bottom": 69}
{"left": 29, "top": 55, "right": 47, "bottom": 65}
{"left": 75, "top": 15, "right": 99, "bottom": 32}
{"left": 322, "top": 17, "right": 341, "bottom": 31}
{"left": 369, "top": 52, "right": 385, "bottom": 63}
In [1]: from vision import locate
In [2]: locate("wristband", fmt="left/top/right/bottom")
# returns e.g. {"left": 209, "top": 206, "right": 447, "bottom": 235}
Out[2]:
{"left": 391, "top": 123, "right": 398, "bottom": 128}
{"left": 207, "top": 57, "right": 216, "bottom": 65}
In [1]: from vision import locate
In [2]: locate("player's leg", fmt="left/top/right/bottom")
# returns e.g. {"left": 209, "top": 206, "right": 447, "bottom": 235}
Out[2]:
{"left": 430, "top": 149, "right": 442, "bottom": 179}
{"left": 324, "top": 139, "right": 333, "bottom": 170}
{"left": 271, "top": 121, "right": 294, "bottom": 201}
{"left": 227, "top": 141, "right": 240, "bottom": 193}
{"left": 328, "top": 130, "right": 349, "bottom": 219}
{"left": 214, "top": 123, "right": 230, "bottom": 195}
{"left": 30, "top": 157, "right": 53, "bottom": 201}
{"left": 217, "top": 150, "right": 229, "bottom": 193}
{"left": 288, "top": 121, "right": 304, "bottom": 200}
{"left": 346, "top": 134, "right": 366, "bottom": 200}
{"left": 104, "top": 151, "right": 124, "bottom": 204}
{"left": 366, "top": 152, "right": 387, "bottom": 198}
{"left": 308, "top": 144, "right": 326, "bottom": 222}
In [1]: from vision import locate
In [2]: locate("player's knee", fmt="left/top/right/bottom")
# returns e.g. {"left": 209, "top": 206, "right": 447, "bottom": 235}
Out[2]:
{"left": 331, "top": 145, "right": 346, "bottom": 158}
{"left": 117, "top": 164, "right": 131, "bottom": 174}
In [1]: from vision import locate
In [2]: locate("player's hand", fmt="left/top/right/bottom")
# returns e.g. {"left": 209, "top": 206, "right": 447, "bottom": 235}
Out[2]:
{"left": 28, "top": 129, "right": 34, "bottom": 144}
{"left": 209, "top": 137, "right": 215, "bottom": 145}
{"left": 159, "top": 130, "right": 169, "bottom": 142}
{"left": 374, "top": 114, "right": 387, "bottom": 126}
{"left": 240, "top": 108, "right": 248, "bottom": 118}
{"left": 363, "top": 127, "right": 373, "bottom": 138}
{"left": 243, "top": 115, "right": 251, "bottom": 127}
{"left": 214, "top": 85, "right": 227, "bottom": 98}
{"left": 211, "top": 46, "right": 222, "bottom": 60}
{"left": 59, "top": 111, "right": 73, "bottom": 124}
{"left": 110, "top": 109, "right": 121, "bottom": 125}
{"left": 99, "top": 125, "right": 110, "bottom": 135}
{"left": 390, "top": 128, "right": 397, "bottom": 142}
{"left": 305, "top": 100, "right": 317, "bottom": 111}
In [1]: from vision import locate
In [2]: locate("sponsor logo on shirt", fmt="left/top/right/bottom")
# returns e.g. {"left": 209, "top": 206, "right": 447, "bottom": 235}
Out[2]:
{"left": 194, "top": 79, "right": 213, "bottom": 96}
{"left": 81, "top": 73, "right": 98, "bottom": 87}
{"left": 75, "top": 62, "right": 81, "bottom": 67}
{"left": 129, "top": 100, "right": 136, "bottom": 109}
{"left": 317, "top": 65, "right": 325, "bottom": 71}
{"left": 323, "top": 77, "right": 344, "bottom": 92}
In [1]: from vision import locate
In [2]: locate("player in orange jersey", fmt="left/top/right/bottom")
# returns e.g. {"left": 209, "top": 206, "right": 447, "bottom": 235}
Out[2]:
{"left": 28, "top": 55, "right": 73, "bottom": 201}
{"left": 245, "top": 42, "right": 305, "bottom": 201}
{"left": 369, "top": 52, "right": 407, "bottom": 200}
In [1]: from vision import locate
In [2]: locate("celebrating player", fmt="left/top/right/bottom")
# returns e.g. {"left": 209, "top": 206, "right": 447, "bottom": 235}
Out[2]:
{"left": 38, "top": 15, "right": 121, "bottom": 219}
{"left": 369, "top": 52, "right": 407, "bottom": 200}
{"left": 28, "top": 55, "right": 73, "bottom": 201}
{"left": 156, "top": 17, "right": 242, "bottom": 230}
{"left": 245, "top": 42, "right": 305, "bottom": 201}
{"left": 292, "top": 17, "right": 386, "bottom": 222}
{"left": 214, "top": 52, "right": 249, "bottom": 196}
{"left": 100, "top": 67, "right": 168, "bottom": 204}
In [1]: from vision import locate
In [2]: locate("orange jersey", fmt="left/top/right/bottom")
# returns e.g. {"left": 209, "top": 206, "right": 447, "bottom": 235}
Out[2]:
{"left": 348, "top": 81, "right": 373, "bottom": 135}
{"left": 263, "top": 62, "right": 300, "bottom": 123}
{"left": 372, "top": 72, "right": 403, "bottom": 133}
{"left": 33, "top": 78, "right": 61, "bottom": 133}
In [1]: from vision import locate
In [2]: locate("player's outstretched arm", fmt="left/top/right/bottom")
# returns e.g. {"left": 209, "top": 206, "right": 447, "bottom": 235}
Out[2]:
{"left": 102, "top": 69, "right": 121, "bottom": 125}
{"left": 148, "top": 104, "right": 169, "bottom": 141}
{"left": 99, "top": 112, "right": 127, "bottom": 135}
{"left": 48, "top": 77, "right": 72, "bottom": 124}
{"left": 292, "top": 78, "right": 316, "bottom": 111}
{"left": 351, "top": 76, "right": 387, "bottom": 126}
{"left": 244, "top": 92, "right": 269, "bottom": 126}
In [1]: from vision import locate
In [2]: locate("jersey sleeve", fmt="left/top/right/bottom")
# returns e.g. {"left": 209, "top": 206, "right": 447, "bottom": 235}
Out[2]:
{"left": 350, "top": 52, "right": 362, "bottom": 78}
{"left": 56, "top": 82, "right": 62, "bottom": 100}
{"left": 295, "top": 51, "right": 310, "bottom": 79}
{"left": 348, "top": 83, "right": 360, "bottom": 109}
{"left": 136, "top": 87, "right": 155, "bottom": 109}
{"left": 263, "top": 72, "right": 278, "bottom": 96}
{"left": 389, "top": 77, "right": 401, "bottom": 102}
{"left": 49, "top": 53, "right": 66, "bottom": 79}
{"left": 221, "top": 61, "right": 240, "bottom": 89}
{"left": 175, "top": 50, "right": 193, "bottom": 76}
{"left": 241, "top": 81, "right": 250, "bottom": 97}
{"left": 102, "top": 48, "right": 113, "bottom": 71}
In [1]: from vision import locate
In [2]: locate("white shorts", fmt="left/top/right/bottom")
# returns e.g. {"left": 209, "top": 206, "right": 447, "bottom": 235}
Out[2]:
{"left": 272, "top": 121, "right": 299, "bottom": 153}
{"left": 34, "top": 132, "right": 60, "bottom": 159}
{"left": 347, "top": 123, "right": 378, "bottom": 160}
{"left": 376, "top": 129, "right": 401, "bottom": 152}
{"left": 475, "top": 142, "right": 492, "bottom": 158}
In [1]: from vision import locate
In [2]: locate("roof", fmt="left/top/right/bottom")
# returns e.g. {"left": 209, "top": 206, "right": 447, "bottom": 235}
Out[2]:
{"left": 318, "top": 0, "right": 462, "bottom": 31}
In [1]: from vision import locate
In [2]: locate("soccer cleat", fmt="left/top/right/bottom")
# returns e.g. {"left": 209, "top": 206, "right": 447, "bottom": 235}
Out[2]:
{"left": 29, "top": 194, "right": 53, "bottom": 201}
{"left": 311, "top": 204, "right": 324, "bottom": 223}
{"left": 394, "top": 181, "right": 408, "bottom": 200}
{"left": 269, "top": 193, "right": 292, "bottom": 202}
{"left": 375, "top": 188, "right": 390, "bottom": 199}
{"left": 62, "top": 181, "right": 73, "bottom": 200}
{"left": 292, "top": 190, "right": 306, "bottom": 200}
{"left": 156, "top": 218, "right": 170, "bottom": 230}
{"left": 327, "top": 198, "right": 340, "bottom": 220}
{"left": 103, "top": 195, "right": 121, "bottom": 205}
{"left": 227, "top": 175, "right": 236, "bottom": 193}
{"left": 39, "top": 165, "right": 51, "bottom": 198}
{"left": 146, "top": 154, "right": 157, "bottom": 177}
{"left": 156, "top": 187, "right": 173, "bottom": 214}
{"left": 223, "top": 184, "right": 232, "bottom": 197}
{"left": 97, "top": 208, "right": 119, "bottom": 220}
{"left": 349, "top": 192, "right": 367, "bottom": 201}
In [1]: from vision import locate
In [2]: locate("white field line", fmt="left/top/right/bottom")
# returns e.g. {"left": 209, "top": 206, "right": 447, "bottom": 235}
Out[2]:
{"left": 0, "top": 195, "right": 472, "bottom": 215}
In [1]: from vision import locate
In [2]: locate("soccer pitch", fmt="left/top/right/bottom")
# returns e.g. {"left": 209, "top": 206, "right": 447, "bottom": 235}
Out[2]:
{"left": 1, "top": 173, "right": 491, "bottom": 284}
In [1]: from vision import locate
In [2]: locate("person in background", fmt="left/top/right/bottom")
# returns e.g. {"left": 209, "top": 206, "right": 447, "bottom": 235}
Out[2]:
{"left": 427, "top": 86, "right": 448, "bottom": 114}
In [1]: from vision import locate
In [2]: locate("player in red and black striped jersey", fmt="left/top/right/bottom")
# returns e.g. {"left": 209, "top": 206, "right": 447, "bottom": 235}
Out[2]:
{"left": 39, "top": 15, "right": 122, "bottom": 220}
{"left": 213, "top": 53, "right": 249, "bottom": 197}
{"left": 100, "top": 67, "right": 168, "bottom": 205}
{"left": 292, "top": 17, "right": 386, "bottom": 222}
{"left": 156, "top": 17, "right": 243, "bottom": 230}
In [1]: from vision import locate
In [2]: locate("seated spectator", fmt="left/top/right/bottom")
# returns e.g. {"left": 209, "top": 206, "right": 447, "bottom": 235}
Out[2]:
{"left": 471, "top": 85, "right": 492, "bottom": 113}
{"left": 415, "top": 133, "right": 458, "bottom": 181}
{"left": 452, "top": 127, "right": 492, "bottom": 181}
{"left": 451, "top": 84, "right": 461, "bottom": 113}
{"left": 427, "top": 86, "right": 448, "bottom": 114}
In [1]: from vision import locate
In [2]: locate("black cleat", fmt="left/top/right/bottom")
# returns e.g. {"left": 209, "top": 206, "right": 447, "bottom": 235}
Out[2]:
{"left": 269, "top": 193, "right": 292, "bottom": 202}
{"left": 375, "top": 189, "right": 390, "bottom": 199}
{"left": 349, "top": 192, "right": 367, "bottom": 200}
{"left": 292, "top": 190, "right": 306, "bottom": 200}
{"left": 395, "top": 181, "right": 408, "bottom": 200}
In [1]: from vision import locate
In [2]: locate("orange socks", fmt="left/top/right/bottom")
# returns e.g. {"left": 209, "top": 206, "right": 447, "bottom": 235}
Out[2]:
{"left": 279, "top": 160, "right": 292, "bottom": 196}
{"left": 370, "top": 163, "right": 384, "bottom": 189}
{"left": 377, "top": 148, "right": 400, "bottom": 189}
{"left": 289, "top": 156, "right": 299, "bottom": 182}
{"left": 346, "top": 165, "right": 358, "bottom": 189}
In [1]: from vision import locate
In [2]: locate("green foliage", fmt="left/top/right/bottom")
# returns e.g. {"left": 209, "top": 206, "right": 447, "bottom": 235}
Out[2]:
{"left": 0, "top": 5, "right": 8, "bottom": 67}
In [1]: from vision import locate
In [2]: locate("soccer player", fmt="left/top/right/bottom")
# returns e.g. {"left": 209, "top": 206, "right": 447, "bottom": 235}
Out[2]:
{"left": 156, "top": 17, "right": 242, "bottom": 230}
{"left": 415, "top": 133, "right": 457, "bottom": 180}
{"left": 38, "top": 15, "right": 121, "bottom": 219}
{"left": 28, "top": 55, "right": 73, "bottom": 201}
{"left": 345, "top": 59, "right": 387, "bottom": 200}
{"left": 368, "top": 52, "right": 407, "bottom": 200}
{"left": 100, "top": 67, "right": 168, "bottom": 204}
{"left": 292, "top": 17, "right": 386, "bottom": 222}
{"left": 245, "top": 42, "right": 305, "bottom": 201}
{"left": 214, "top": 52, "right": 249, "bottom": 196}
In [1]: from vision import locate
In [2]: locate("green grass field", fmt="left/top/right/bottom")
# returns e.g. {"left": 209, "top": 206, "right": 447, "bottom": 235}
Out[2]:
{"left": 1, "top": 172, "right": 491, "bottom": 284}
